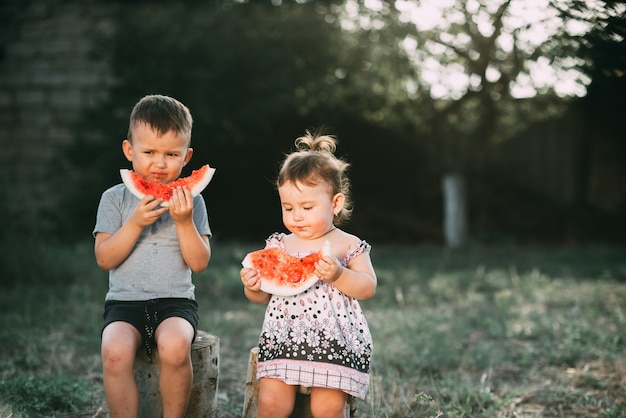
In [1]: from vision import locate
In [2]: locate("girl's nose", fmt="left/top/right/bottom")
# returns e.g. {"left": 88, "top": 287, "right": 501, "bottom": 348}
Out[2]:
{"left": 293, "top": 209, "right": 304, "bottom": 220}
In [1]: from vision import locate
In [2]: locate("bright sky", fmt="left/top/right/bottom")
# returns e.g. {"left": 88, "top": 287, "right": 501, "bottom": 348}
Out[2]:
{"left": 345, "top": 0, "right": 607, "bottom": 99}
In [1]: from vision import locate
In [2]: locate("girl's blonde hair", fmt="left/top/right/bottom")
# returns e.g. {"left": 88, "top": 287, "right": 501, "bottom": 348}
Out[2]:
{"left": 277, "top": 130, "right": 353, "bottom": 224}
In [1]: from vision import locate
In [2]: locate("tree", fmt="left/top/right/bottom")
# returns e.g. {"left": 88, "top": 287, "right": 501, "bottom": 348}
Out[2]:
{"left": 363, "top": 0, "right": 598, "bottom": 246}
{"left": 62, "top": 0, "right": 619, "bottom": 244}
{"left": 263, "top": 0, "right": 624, "bottom": 245}
{"left": 563, "top": 0, "right": 626, "bottom": 215}
{"left": 63, "top": 0, "right": 413, "bottom": 241}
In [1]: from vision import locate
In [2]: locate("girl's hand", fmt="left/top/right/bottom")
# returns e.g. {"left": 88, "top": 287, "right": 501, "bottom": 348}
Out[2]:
{"left": 131, "top": 195, "right": 168, "bottom": 227}
{"left": 169, "top": 186, "right": 194, "bottom": 222}
{"left": 315, "top": 256, "right": 344, "bottom": 283}
{"left": 240, "top": 268, "right": 263, "bottom": 291}
{"left": 241, "top": 267, "right": 271, "bottom": 304}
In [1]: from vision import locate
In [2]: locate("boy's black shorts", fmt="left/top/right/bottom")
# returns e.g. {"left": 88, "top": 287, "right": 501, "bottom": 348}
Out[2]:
{"left": 103, "top": 298, "right": 199, "bottom": 361}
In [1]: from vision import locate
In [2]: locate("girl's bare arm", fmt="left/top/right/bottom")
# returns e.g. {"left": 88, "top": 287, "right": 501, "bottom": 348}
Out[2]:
{"left": 317, "top": 253, "right": 377, "bottom": 300}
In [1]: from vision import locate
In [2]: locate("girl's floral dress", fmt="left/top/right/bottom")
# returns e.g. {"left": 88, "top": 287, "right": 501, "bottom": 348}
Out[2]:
{"left": 256, "top": 233, "right": 373, "bottom": 399}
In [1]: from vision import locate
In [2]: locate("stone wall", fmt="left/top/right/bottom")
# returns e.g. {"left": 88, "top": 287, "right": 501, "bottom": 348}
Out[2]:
{"left": 0, "top": 1, "right": 113, "bottom": 227}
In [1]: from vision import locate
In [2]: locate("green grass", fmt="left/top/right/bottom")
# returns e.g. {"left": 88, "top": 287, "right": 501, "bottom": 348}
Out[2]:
{"left": 1, "top": 242, "right": 625, "bottom": 417}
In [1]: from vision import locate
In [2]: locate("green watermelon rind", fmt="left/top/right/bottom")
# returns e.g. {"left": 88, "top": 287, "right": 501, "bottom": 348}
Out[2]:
{"left": 120, "top": 164, "right": 215, "bottom": 207}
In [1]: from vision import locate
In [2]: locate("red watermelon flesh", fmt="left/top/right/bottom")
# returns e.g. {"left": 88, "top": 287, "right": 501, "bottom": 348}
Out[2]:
{"left": 247, "top": 248, "right": 320, "bottom": 285}
{"left": 120, "top": 164, "right": 215, "bottom": 207}
{"left": 242, "top": 244, "right": 331, "bottom": 296}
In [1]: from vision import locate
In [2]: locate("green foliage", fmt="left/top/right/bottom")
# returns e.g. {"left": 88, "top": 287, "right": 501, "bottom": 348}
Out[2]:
{"left": 0, "top": 232, "right": 99, "bottom": 287}
{"left": 600, "top": 406, "right": 626, "bottom": 418}
{"left": 410, "top": 392, "right": 444, "bottom": 418}
{"left": 59, "top": 1, "right": 426, "bottom": 243}
{"left": 0, "top": 374, "right": 93, "bottom": 417}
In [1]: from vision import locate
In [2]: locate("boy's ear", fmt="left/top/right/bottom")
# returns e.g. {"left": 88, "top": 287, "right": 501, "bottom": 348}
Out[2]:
{"left": 332, "top": 193, "right": 345, "bottom": 216}
{"left": 183, "top": 148, "right": 193, "bottom": 166}
{"left": 122, "top": 139, "right": 133, "bottom": 161}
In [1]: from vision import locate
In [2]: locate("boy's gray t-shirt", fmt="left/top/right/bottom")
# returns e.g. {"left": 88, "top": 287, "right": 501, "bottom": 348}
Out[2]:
{"left": 93, "top": 183, "right": 212, "bottom": 301}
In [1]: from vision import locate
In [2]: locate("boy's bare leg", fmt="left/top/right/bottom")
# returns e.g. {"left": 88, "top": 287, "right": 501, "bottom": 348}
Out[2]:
{"left": 257, "top": 378, "right": 297, "bottom": 418}
{"left": 101, "top": 322, "right": 142, "bottom": 418}
{"left": 155, "top": 317, "right": 195, "bottom": 418}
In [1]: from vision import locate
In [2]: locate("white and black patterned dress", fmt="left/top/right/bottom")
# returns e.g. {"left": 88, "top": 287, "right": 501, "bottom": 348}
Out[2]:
{"left": 256, "top": 233, "right": 373, "bottom": 399}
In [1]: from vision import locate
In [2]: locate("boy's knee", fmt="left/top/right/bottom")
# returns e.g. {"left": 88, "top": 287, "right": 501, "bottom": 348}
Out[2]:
{"left": 101, "top": 322, "right": 141, "bottom": 368}
{"left": 157, "top": 337, "right": 191, "bottom": 366}
{"left": 101, "top": 343, "right": 135, "bottom": 373}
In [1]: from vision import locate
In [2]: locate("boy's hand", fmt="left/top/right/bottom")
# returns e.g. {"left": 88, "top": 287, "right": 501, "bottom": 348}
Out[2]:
{"left": 132, "top": 195, "right": 168, "bottom": 227}
{"left": 168, "top": 186, "right": 194, "bottom": 222}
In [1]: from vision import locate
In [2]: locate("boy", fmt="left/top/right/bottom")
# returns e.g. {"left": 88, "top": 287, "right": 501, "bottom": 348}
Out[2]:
{"left": 93, "top": 94, "right": 211, "bottom": 417}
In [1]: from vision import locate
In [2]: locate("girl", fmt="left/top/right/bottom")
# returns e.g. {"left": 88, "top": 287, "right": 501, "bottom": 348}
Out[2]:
{"left": 241, "top": 130, "right": 377, "bottom": 418}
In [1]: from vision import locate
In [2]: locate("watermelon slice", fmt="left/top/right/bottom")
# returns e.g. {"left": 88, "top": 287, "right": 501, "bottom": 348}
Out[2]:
{"left": 120, "top": 164, "right": 215, "bottom": 207}
{"left": 242, "top": 241, "right": 331, "bottom": 297}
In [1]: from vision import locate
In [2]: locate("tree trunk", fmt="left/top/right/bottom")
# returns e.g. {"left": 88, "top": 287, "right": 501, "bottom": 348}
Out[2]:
{"left": 442, "top": 173, "right": 467, "bottom": 248}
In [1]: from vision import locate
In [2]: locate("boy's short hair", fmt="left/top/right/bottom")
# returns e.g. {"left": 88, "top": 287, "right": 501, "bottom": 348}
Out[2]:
{"left": 127, "top": 95, "right": 193, "bottom": 145}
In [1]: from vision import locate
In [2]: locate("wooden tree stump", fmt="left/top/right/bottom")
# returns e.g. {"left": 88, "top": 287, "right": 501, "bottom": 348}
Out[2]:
{"left": 242, "top": 347, "right": 354, "bottom": 418}
{"left": 242, "top": 347, "right": 259, "bottom": 418}
{"left": 134, "top": 331, "right": 219, "bottom": 418}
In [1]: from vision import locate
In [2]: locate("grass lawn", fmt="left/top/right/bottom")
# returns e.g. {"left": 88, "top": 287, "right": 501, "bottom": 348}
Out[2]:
{"left": 0, "top": 242, "right": 625, "bottom": 417}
